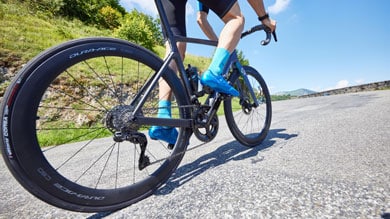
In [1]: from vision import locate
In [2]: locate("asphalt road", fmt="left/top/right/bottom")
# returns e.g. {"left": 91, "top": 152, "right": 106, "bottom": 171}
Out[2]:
{"left": 1, "top": 90, "right": 389, "bottom": 218}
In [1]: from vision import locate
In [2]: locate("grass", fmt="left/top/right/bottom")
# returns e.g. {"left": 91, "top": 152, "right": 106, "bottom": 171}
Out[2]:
{"left": 0, "top": 2, "right": 112, "bottom": 61}
{"left": 271, "top": 95, "right": 293, "bottom": 101}
{"left": 37, "top": 125, "right": 112, "bottom": 147}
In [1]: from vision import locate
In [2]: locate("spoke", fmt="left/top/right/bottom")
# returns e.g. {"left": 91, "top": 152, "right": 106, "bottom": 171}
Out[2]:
{"left": 115, "top": 142, "right": 120, "bottom": 188}
{"left": 235, "top": 110, "right": 245, "bottom": 126}
{"left": 120, "top": 57, "right": 124, "bottom": 105}
{"left": 75, "top": 142, "right": 116, "bottom": 184}
{"left": 41, "top": 127, "right": 107, "bottom": 152}
{"left": 84, "top": 59, "right": 120, "bottom": 101}
{"left": 65, "top": 70, "right": 110, "bottom": 111}
{"left": 39, "top": 105, "right": 103, "bottom": 112}
{"left": 132, "top": 144, "right": 137, "bottom": 183}
{"left": 38, "top": 127, "right": 104, "bottom": 131}
{"left": 51, "top": 129, "right": 107, "bottom": 168}
{"left": 136, "top": 62, "right": 140, "bottom": 92}
{"left": 145, "top": 141, "right": 170, "bottom": 166}
{"left": 43, "top": 85, "right": 105, "bottom": 112}
{"left": 95, "top": 142, "right": 117, "bottom": 189}
{"left": 103, "top": 57, "right": 120, "bottom": 100}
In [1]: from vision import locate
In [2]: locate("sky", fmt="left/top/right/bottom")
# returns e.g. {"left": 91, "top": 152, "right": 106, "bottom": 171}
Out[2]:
{"left": 119, "top": 0, "right": 390, "bottom": 93}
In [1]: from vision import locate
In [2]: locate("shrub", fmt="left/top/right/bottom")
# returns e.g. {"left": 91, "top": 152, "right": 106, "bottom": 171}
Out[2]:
{"left": 59, "top": 0, "right": 126, "bottom": 29}
{"left": 26, "top": 0, "right": 64, "bottom": 17}
{"left": 115, "top": 10, "right": 163, "bottom": 52}
{"left": 98, "top": 5, "right": 122, "bottom": 29}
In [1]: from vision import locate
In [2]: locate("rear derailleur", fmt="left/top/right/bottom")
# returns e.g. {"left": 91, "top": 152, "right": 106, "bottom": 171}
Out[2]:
{"left": 105, "top": 105, "right": 150, "bottom": 170}
{"left": 114, "top": 131, "right": 150, "bottom": 170}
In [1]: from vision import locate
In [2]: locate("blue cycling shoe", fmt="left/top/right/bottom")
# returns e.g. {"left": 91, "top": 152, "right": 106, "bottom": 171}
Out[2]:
{"left": 148, "top": 126, "right": 178, "bottom": 145}
{"left": 200, "top": 70, "right": 239, "bottom": 97}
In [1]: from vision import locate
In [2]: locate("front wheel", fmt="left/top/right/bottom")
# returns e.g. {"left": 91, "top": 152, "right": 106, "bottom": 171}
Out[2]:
{"left": 0, "top": 38, "right": 191, "bottom": 212}
{"left": 224, "top": 66, "right": 272, "bottom": 147}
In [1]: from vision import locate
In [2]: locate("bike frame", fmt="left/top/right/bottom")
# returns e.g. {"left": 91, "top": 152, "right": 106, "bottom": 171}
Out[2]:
{"left": 130, "top": 0, "right": 260, "bottom": 129}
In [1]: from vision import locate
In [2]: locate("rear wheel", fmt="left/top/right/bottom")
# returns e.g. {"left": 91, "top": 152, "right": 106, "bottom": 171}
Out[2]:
{"left": 0, "top": 38, "right": 191, "bottom": 212}
{"left": 224, "top": 66, "right": 272, "bottom": 147}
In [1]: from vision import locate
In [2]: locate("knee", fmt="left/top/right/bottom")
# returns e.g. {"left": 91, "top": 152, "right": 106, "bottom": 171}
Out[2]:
{"left": 226, "top": 13, "right": 245, "bottom": 30}
{"left": 223, "top": 6, "right": 245, "bottom": 28}
{"left": 238, "top": 14, "right": 245, "bottom": 27}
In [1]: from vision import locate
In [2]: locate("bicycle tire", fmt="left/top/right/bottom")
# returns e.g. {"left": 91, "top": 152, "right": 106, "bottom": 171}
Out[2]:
{"left": 224, "top": 65, "right": 272, "bottom": 147}
{"left": 0, "top": 37, "right": 191, "bottom": 212}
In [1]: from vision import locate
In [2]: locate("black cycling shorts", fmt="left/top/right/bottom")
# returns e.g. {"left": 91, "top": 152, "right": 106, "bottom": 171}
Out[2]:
{"left": 161, "top": 0, "right": 188, "bottom": 37}
{"left": 162, "top": 0, "right": 237, "bottom": 37}
{"left": 199, "top": 0, "right": 236, "bottom": 18}
{"left": 198, "top": 1, "right": 209, "bottom": 14}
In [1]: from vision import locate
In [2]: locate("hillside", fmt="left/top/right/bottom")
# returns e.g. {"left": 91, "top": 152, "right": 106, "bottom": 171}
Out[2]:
{"left": 275, "top": 88, "right": 317, "bottom": 97}
{"left": 0, "top": 2, "right": 211, "bottom": 96}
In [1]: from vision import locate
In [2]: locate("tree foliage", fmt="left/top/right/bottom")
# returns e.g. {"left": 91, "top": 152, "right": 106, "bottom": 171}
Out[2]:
{"left": 59, "top": 0, "right": 126, "bottom": 28}
{"left": 115, "top": 10, "right": 163, "bottom": 52}
{"left": 237, "top": 50, "right": 250, "bottom": 66}
{"left": 98, "top": 5, "right": 122, "bottom": 29}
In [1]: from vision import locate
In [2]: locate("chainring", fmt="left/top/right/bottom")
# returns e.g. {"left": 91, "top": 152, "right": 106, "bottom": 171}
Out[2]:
{"left": 193, "top": 106, "right": 219, "bottom": 142}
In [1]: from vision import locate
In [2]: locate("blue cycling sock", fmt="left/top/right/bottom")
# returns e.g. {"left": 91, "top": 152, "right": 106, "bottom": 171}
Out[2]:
{"left": 208, "top": 48, "right": 230, "bottom": 76}
{"left": 157, "top": 100, "right": 171, "bottom": 118}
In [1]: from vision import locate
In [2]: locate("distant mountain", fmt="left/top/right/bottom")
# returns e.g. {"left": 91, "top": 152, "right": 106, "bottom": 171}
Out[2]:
{"left": 274, "top": 88, "right": 317, "bottom": 96}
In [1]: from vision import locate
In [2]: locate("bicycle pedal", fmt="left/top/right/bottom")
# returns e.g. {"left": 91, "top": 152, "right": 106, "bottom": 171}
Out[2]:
{"left": 219, "top": 94, "right": 233, "bottom": 100}
{"left": 203, "top": 85, "right": 214, "bottom": 94}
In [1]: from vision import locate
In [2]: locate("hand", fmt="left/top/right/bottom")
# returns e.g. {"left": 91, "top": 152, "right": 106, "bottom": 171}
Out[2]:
{"left": 262, "top": 18, "right": 276, "bottom": 33}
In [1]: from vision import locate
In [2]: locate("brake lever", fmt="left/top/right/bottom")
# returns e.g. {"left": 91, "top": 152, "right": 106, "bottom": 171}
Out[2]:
{"left": 272, "top": 31, "right": 278, "bottom": 42}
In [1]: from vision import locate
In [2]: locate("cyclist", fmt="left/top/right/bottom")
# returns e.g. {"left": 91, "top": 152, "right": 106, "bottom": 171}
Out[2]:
{"left": 149, "top": 0, "right": 276, "bottom": 145}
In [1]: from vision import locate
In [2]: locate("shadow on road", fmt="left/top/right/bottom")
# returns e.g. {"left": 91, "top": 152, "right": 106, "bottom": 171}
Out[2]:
{"left": 156, "top": 128, "right": 298, "bottom": 195}
{"left": 86, "top": 128, "right": 298, "bottom": 218}
{"left": 382, "top": 213, "right": 390, "bottom": 219}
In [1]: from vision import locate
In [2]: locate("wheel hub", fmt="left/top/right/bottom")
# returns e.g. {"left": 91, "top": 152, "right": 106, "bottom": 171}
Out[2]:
{"left": 105, "top": 105, "right": 142, "bottom": 132}
{"left": 240, "top": 98, "right": 253, "bottom": 115}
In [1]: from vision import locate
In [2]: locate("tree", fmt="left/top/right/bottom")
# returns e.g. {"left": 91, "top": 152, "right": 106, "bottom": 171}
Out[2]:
{"left": 98, "top": 6, "right": 122, "bottom": 29}
{"left": 115, "top": 10, "right": 163, "bottom": 52}
{"left": 237, "top": 50, "right": 249, "bottom": 66}
{"left": 59, "top": 0, "right": 126, "bottom": 28}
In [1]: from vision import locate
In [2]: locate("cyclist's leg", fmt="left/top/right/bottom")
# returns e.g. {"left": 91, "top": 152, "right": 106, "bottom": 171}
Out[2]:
{"left": 200, "top": 1, "right": 244, "bottom": 96}
{"left": 149, "top": 0, "right": 187, "bottom": 144}
{"left": 149, "top": 42, "right": 186, "bottom": 145}
{"left": 218, "top": 2, "right": 245, "bottom": 53}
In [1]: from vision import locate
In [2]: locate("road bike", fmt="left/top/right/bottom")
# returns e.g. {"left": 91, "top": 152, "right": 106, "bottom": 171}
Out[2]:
{"left": 0, "top": 0, "right": 276, "bottom": 212}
